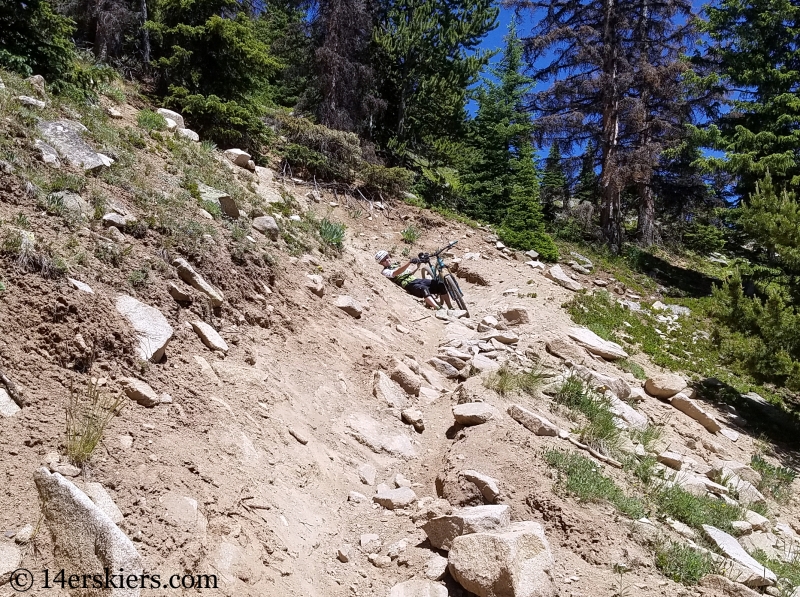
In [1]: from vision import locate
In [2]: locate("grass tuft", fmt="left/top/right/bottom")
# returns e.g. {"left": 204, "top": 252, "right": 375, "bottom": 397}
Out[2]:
{"left": 137, "top": 109, "right": 167, "bottom": 131}
{"left": 401, "top": 224, "right": 420, "bottom": 244}
{"left": 750, "top": 454, "right": 797, "bottom": 503}
{"left": 483, "top": 364, "right": 545, "bottom": 397}
{"left": 65, "top": 378, "right": 125, "bottom": 466}
{"left": 653, "top": 484, "right": 742, "bottom": 533}
{"left": 555, "top": 374, "right": 622, "bottom": 456}
{"left": 655, "top": 541, "right": 716, "bottom": 585}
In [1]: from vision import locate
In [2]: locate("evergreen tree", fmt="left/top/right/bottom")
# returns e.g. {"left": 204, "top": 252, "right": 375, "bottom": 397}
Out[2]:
{"left": 540, "top": 144, "right": 569, "bottom": 218}
{"left": 147, "top": 0, "right": 279, "bottom": 149}
{"left": 0, "top": 0, "right": 76, "bottom": 81}
{"left": 464, "top": 20, "right": 533, "bottom": 223}
{"left": 499, "top": 140, "right": 558, "bottom": 260}
{"left": 699, "top": 0, "right": 800, "bottom": 199}
{"left": 574, "top": 141, "right": 599, "bottom": 205}
{"left": 373, "top": 0, "right": 498, "bottom": 159}
{"left": 309, "top": 0, "right": 379, "bottom": 133}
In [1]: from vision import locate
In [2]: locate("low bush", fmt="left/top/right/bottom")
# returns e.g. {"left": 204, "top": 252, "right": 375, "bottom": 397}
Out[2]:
{"left": 359, "top": 163, "right": 415, "bottom": 197}
{"left": 137, "top": 109, "right": 168, "bottom": 131}
{"left": 655, "top": 542, "right": 716, "bottom": 585}
{"left": 318, "top": 217, "right": 346, "bottom": 252}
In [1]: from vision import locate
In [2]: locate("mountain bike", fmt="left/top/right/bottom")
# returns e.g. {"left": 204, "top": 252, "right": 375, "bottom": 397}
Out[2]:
{"left": 417, "top": 240, "right": 469, "bottom": 317}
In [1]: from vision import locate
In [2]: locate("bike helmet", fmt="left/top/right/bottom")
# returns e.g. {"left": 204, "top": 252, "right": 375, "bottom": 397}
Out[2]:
{"left": 374, "top": 250, "right": 389, "bottom": 263}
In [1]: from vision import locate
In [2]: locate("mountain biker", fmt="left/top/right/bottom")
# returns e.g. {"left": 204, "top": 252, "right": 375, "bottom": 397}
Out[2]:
{"left": 375, "top": 250, "right": 453, "bottom": 310}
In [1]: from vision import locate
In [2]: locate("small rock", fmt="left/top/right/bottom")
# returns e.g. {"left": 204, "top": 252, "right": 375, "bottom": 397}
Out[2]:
{"left": 102, "top": 212, "right": 137, "bottom": 229}
{"left": 360, "top": 533, "right": 380, "bottom": 549}
{"left": 335, "top": 296, "right": 363, "bottom": 318}
{"left": 157, "top": 108, "right": 185, "bottom": 129}
{"left": 120, "top": 377, "right": 160, "bottom": 407}
{"left": 288, "top": 426, "right": 309, "bottom": 445}
{"left": 453, "top": 402, "right": 497, "bottom": 425}
{"left": 190, "top": 321, "right": 229, "bottom": 353}
{"left": 172, "top": 257, "right": 224, "bottom": 306}
{"left": 68, "top": 278, "right": 94, "bottom": 294}
{"left": 657, "top": 450, "right": 686, "bottom": 470}
{"left": 253, "top": 215, "right": 279, "bottom": 240}
{"left": 305, "top": 274, "right": 325, "bottom": 297}
{"left": 176, "top": 128, "right": 199, "bottom": 142}
{"left": 461, "top": 470, "right": 500, "bottom": 503}
{"left": 424, "top": 554, "right": 449, "bottom": 581}
{"left": 507, "top": 404, "right": 558, "bottom": 436}
{"left": 644, "top": 373, "right": 686, "bottom": 399}
{"left": 546, "top": 264, "right": 583, "bottom": 291}
{"left": 373, "top": 487, "right": 417, "bottom": 510}
{"left": 337, "top": 545, "right": 351, "bottom": 562}
{"left": 568, "top": 326, "right": 628, "bottom": 360}
{"left": 358, "top": 464, "right": 376, "bottom": 486}
{"left": 427, "top": 357, "right": 461, "bottom": 378}
{"left": 348, "top": 491, "right": 368, "bottom": 503}
{"left": 0, "top": 389, "right": 21, "bottom": 418}
{"left": 223, "top": 148, "right": 252, "bottom": 168}
{"left": 168, "top": 281, "right": 192, "bottom": 302}
{"left": 401, "top": 408, "right": 425, "bottom": 432}
{"left": 12, "top": 523, "right": 33, "bottom": 544}
{"left": 703, "top": 524, "right": 776, "bottom": 586}
{"left": 106, "top": 107, "right": 123, "bottom": 119}
{"left": 18, "top": 95, "right": 46, "bottom": 109}
{"left": 368, "top": 553, "right": 392, "bottom": 568}
{"left": 671, "top": 393, "right": 721, "bottom": 433}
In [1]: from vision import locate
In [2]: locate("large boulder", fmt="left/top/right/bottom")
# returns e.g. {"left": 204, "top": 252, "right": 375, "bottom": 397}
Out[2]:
{"left": 34, "top": 468, "right": 142, "bottom": 597}
{"left": 172, "top": 257, "right": 224, "bottom": 307}
{"left": 223, "top": 148, "right": 252, "bottom": 168}
{"left": 422, "top": 505, "right": 510, "bottom": 551}
{"left": 644, "top": 373, "right": 686, "bottom": 399}
{"left": 115, "top": 294, "right": 173, "bottom": 361}
{"left": 545, "top": 265, "right": 582, "bottom": 291}
{"left": 38, "top": 120, "right": 109, "bottom": 171}
{"left": 448, "top": 521, "right": 555, "bottom": 597}
{"left": 567, "top": 327, "right": 628, "bottom": 360}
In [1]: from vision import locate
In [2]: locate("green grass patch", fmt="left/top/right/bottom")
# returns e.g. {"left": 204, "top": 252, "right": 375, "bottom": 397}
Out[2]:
{"left": 401, "top": 224, "right": 420, "bottom": 244}
{"left": 751, "top": 549, "right": 800, "bottom": 593}
{"left": 554, "top": 375, "right": 622, "bottom": 456}
{"left": 618, "top": 358, "right": 647, "bottom": 380}
{"left": 654, "top": 484, "right": 742, "bottom": 533}
{"left": 137, "top": 109, "right": 167, "bottom": 131}
{"left": 750, "top": 454, "right": 797, "bottom": 503}
{"left": 655, "top": 542, "right": 716, "bottom": 585}
{"left": 544, "top": 449, "right": 646, "bottom": 518}
{"left": 483, "top": 364, "right": 545, "bottom": 398}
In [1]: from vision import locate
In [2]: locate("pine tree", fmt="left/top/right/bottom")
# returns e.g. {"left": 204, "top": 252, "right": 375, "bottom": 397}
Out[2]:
{"left": 540, "top": 144, "right": 569, "bottom": 218}
{"left": 700, "top": 0, "right": 800, "bottom": 199}
{"left": 464, "top": 20, "right": 532, "bottom": 223}
{"left": 0, "top": 0, "right": 76, "bottom": 81}
{"left": 147, "top": 0, "right": 279, "bottom": 148}
{"left": 499, "top": 140, "right": 558, "bottom": 260}
{"left": 373, "top": 0, "right": 498, "bottom": 159}
{"left": 574, "top": 141, "right": 599, "bottom": 205}
{"left": 310, "top": 0, "right": 379, "bottom": 133}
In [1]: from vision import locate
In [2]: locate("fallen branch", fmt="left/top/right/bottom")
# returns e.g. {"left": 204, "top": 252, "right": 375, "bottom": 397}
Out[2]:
{"left": 564, "top": 434, "right": 622, "bottom": 468}
{"left": 0, "top": 366, "right": 24, "bottom": 408}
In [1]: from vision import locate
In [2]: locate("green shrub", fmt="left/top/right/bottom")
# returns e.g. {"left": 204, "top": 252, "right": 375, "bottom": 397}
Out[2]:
{"left": 544, "top": 449, "right": 645, "bottom": 518}
{"left": 359, "top": 163, "right": 415, "bottom": 197}
{"left": 655, "top": 542, "right": 715, "bottom": 585}
{"left": 683, "top": 221, "right": 726, "bottom": 254}
{"left": 554, "top": 375, "right": 622, "bottom": 456}
{"left": 318, "top": 218, "right": 346, "bottom": 252}
{"left": 128, "top": 266, "right": 150, "bottom": 288}
{"left": 137, "top": 109, "right": 168, "bottom": 131}
{"left": 401, "top": 225, "right": 420, "bottom": 245}
{"left": 0, "top": 0, "right": 76, "bottom": 82}
{"left": 269, "top": 110, "right": 362, "bottom": 182}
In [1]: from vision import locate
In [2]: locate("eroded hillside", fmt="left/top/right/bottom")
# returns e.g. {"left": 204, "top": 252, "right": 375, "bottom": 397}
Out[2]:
{"left": 1, "top": 71, "right": 799, "bottom": 597}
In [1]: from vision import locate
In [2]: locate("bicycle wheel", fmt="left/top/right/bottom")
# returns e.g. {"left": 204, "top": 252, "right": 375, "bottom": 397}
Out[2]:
{"left": 444, "top": 274, "right": 469, "bottom": 317}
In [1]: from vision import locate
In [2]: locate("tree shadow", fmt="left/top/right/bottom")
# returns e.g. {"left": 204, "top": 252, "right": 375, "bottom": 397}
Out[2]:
{"left": 627, "top": 250, "right": 721, "bottom": 298}
{"left": 693, "top": 378, "right": 800, "bottom": 467}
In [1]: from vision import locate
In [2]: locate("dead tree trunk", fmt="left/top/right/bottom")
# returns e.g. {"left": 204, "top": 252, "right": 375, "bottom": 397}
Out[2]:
{"left": 636, "top": 182, "right": 656, "bottom": 246}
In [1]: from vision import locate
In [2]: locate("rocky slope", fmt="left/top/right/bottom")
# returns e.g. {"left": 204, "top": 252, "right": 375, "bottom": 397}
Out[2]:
{"left": 0, "top": 72, "right": 799, "bottom": 597}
